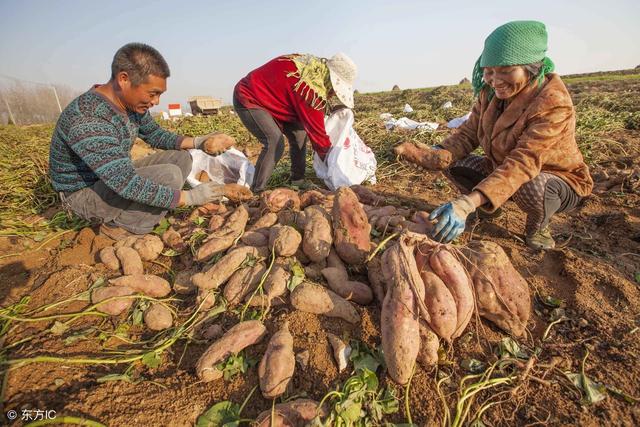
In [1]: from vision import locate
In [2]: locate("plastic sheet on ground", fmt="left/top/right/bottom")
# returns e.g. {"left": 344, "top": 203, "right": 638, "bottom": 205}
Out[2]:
{"left": 447, "top": 112, "right": 472, "bottom": 129}
{"left": 384, "top": 116, "right": 439, "bottom": 131}
{"left": 403, "top": 103, "right": 414, "bottom": 113}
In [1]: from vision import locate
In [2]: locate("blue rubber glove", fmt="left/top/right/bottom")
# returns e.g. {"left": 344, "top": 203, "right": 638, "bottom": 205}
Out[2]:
{"left": 428, "top": 195, "right": 476, "bottom": 243}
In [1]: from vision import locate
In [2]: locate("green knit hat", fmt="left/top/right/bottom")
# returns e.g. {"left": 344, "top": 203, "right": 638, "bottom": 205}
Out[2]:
{"left": 472, "top": 20, "right": 555, "bottom": 96}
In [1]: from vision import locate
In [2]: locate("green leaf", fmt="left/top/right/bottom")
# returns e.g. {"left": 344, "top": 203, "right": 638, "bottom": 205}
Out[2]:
{"left": 49, "top": 321, "right": 69, "bottom": 336}
{"left": 141, "top": 351, "right": 162, "bottom": 369}
{"left": 193, "top": 216, "right": 206, "bottom": 227}
{"left": 162, "top": 248, "right": 181, "bottom": 257}
{"left": 338, "top": 401, "right": 362, "bottom": 422}
{"left": 497, "top": 337, "right": 529, "bottom": 360}
{"left": 153, "top": 218, "right": 170, "bottom": 236}
{"left": 461, "top": 358, "right": 486, "bottom": 374}
{"left": 541, "top": 295, "right": 563, "bottom": 308}
{"left": 349, "top": 341, "right": 384, "bottom": 373}
{"left": 195, "top": 401, "right": 241, "bottom": 427}
{"left": 215, "top": 353, "right": 254, "bottom": 381}
{"left": 634, "top": 272, "right": 640, "bottom": 284}
{"left": 97, "top": 373, "right": 134, "bottom": 384}
{"left": 566, "top": 373, "right": 607, "bottom": 405}
{"left": 288, "top": 260, "right": 305, "bottom": 291}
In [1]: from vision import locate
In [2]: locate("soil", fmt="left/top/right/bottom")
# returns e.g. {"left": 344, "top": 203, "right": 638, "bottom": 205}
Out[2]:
{"left": 1, "top": 103, "right": 640, "bottom": 427}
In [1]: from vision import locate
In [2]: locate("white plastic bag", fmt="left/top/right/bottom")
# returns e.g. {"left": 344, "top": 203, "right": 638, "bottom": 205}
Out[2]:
{"left": 187, "top": 148, "right": 254, "bottom": 188}
{"left": 447, "top": 112, "right": 471, "bottom": 129}
{"left": 313, "top": 108, "right": 377, "bottom": 191}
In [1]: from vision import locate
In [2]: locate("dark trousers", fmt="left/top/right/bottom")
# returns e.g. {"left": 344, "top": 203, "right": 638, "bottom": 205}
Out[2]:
{"left": 61, "top": 150, "right": 192, "bottom": 234}
{"left": 233, "top": 95, "right": 308, "bottom": 193}
{"left": 445, "top": 155, "right": 581, "bottom": 235}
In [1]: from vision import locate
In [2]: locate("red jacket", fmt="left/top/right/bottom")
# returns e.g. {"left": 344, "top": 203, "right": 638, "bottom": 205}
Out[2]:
{"left": 234, "top": 56, "right": 331, "bottom": 157}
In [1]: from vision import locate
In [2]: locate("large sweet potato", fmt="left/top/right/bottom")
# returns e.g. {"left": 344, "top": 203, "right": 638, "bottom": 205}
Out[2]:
{"left": 290, "top": 282, "right": 360, "bottom": 324}
{"left": 393, "top": 141, "right": 452, "bottom": 171}
{"left": 350, "top": 185, "right": 385, "bottom": 206}
{"left": 417, "top": 320, "right": 439, "bottom": 368}
{"left": 133, "top": 234, "right": 164, "bottom": 261}
{"left": 332, "top": 187, "right": 371, "bottom": 265}
{"left": 248, "top": 212, "right": 278, "bottom": 231}
{"left": 300, "top": 190, "right": 328, "bottom": 209}
{"left": 429, "top": 247, "right": 474, "bottom": 338}
{"left": 415, "top": 248, "right": 457, "bottom": 342}
{"left": 109, "top": 274, "right": 171, "bottom": 298}
{"left": 321, "top": 267, "right": 373, "bottom": 305}
{"left": 223, "top": 263, "right": 267, "bottom": 306}
{"left": 191, "top": 246, "right": 261, "bottom": 290}
{"left": 91, "top": 286, "right": 135, "bottom": 315}
{"left": 367, "top": 256, "right": 386, "bottom": 305}
{"left": 115, "top": 247, "right": 143, "bottom": 275}
{"left": 196, "top": 204, "right": 249, "bottom": 261}
{"left": 258, "top": 322, "right": 295, "bottom": 398}
{"left": 245, "top": 265, "right": 290, "bottom": 307}
{"left": 255, "top": 399, "right": 327, "bottom": 427}
{"left": 161, "top": 227, "right": 186, "bottom": 251}
{"left": 240, "top": 231, "right": 269, "bottom": 247}
{"left": 380, "top": 239, "right": 422, "bottom": 385}
{"left": 269, "top": 225, "right": 302, "bottom": 257}
{"left": 195, "top": 320, "right": 267, "bottom": 381}
{"left": 260, "top": 188, "right": 301, "bottom": 213}
{"left": 99, "top": 246, "right": 120, "bottom": 271}
{"left": 302, "top": 205, "right": 332, "bottom": 262}
{"left": 461, "top": 240, "right": 531, "bottom": 337}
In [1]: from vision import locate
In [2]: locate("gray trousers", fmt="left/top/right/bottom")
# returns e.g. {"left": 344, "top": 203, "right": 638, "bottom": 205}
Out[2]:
{"left": 233, "top": 94, "right": 308, "bottom": 193}
{"left": 446, "top": 155, "right": 581, "bottom": 235}
{"left": 61, "top": 150, "right": 192, "bottom": 234}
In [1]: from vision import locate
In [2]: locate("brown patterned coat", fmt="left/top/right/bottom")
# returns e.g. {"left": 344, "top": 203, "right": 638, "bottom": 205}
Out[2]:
{"left": 440, "top": 73, "right": 593, "bottom": 211}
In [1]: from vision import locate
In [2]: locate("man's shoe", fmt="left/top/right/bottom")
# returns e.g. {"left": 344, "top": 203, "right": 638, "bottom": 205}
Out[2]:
{"left": 99, "top": 223, "right": 142, "bottom": 241}
{"left": 525, "top": 227, "right": 556, "bottom": 250}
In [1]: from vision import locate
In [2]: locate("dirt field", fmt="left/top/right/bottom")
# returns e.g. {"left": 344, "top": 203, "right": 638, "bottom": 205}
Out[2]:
{"left": 1, "top": 71, "right": 639, "bottom": 426}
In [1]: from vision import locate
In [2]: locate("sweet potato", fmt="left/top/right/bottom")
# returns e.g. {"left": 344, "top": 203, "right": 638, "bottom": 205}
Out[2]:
{"left": 321, "top": 267, "right": 373, "bottom": 305}
{"left": 197, "top": 288, "right": 217, "bottom": 310}
{"left": 195, "top": 320, "right": 267, "bottom": 381}
{"left": 208, "top": 214, "right": 226, "bottom": 232}
{"left": 99, "top": 246, "right": 120, "bottom": 271}
{"left": 367, "top": 256, "right": 386, "bottom": 305}
{"left": 172, "top": 269, "right": 197, "bottom": 295}
{"left": 259, "top": 322, "right": 295, "bottom": 399}
{"left": 269, "top": 225, "right": 302, "bottom": 257}
{"left": 115, "top": 247, "right": 143, "bottom": 275}
{"left": 304, "top": 261, "right": 326, "bottom": 281}
{"left": 429, "top": 247, "right": 474, "bottom": 338}
{"left": 192, "top": 246, "right": 262, "bottom": 290}
{"left": 240, "top": 231, "right": 269, "bottom": 247}
{"left": 302, "top": 206, "right": 332, "bottom": 263}
{"left": 189, "top": 202, "right": 227, "bottom": 222}
{"left": 109, "top": 274, "right": 171, "bottom": 298}
{"left": 223, "top": 183, "right": 253, "bottom": 202}
{"left": 350, "top": 184, "right": 385, "bottom": 206}
{"left": 290, "top": 282, "right": 360, "bottom": 324}
{"left": 374, "top": 215, "right": 404, "bottom": 231}
{"left": 277, "top": 209, "right": 300, "bottom": 227}
{"left": 380, "top": 239, "right": 422, "bottom": 385}
{"left": 143, "top": 303, "right": 173, "bottom": 331}
{"left": 326, "top": 333, "right": 351, "bottom": 372}
{"left": 255, "top": 399, "right": 327, "bottom": 427}
{"left": 416, "top": 320, "right": 439, "bottom": 368}
{"left": 393, "top": 141, "right": 452, "bottom": 170}
{"left": 327, "top": 248, "right": 346, "bottom": 271}
{"left": 248, "top": 212, "right": 278, "bottom": 231}
{"left": 113, "top": 235, "right": 138, "bottom": 249}
{"left": 91, "top": 286, "right": 135, "bottom": 315}
{"left": 161, "top": 227, "right": 186, "bottom": 251}
{"left": 260, "top": 188, "right": 301, "bottom": 213}
{"left": 332, "top": 187, "right": 371, "bottom": 265}
{"left": 223, "top": 263, "right": 267, "bottom": 306}
{"left": 197, "top": 204, "right": 250, "bottom": 261}
{"left": 461, "top": 240, "right": 531, "bottom": 337}
{"left": 300, "top": 190, "right": 327, "bottom": 209}
{"left": 245, "top": 265, "right": 290, "bottom": 307}
{"left": 201, "top": 323, "right": 224, "bottom": 340}
{"left": 133, "top": 234, "right": 164, "bottom": 261}
{"left": 415, "top": 248, "right": 457, "bottom": 342}
{"left": 365, "top": 205, "right": 397, "bottom": 219}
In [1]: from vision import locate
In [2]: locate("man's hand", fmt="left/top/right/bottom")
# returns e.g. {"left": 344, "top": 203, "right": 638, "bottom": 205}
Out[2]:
{"left": 428, "top": 195, "right": 476, "bottom": 243}
{"left": 182, "top": 182, "right": 224, "bottom": 206}
{"left": 193, "top": 132, "right": 236, "bottom": 156}
{"left": 223, "top": 183, "right": 253, "bottom": 202}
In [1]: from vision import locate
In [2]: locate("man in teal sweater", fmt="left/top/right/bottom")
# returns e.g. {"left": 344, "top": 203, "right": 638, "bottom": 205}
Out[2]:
{"left": 50, "top": 43, "right": 245, "bottom": 239}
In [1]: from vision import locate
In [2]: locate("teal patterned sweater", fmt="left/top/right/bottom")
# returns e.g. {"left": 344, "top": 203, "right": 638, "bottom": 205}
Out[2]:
{"left": 49, "top": 88, "right": 183, "bottom": 208}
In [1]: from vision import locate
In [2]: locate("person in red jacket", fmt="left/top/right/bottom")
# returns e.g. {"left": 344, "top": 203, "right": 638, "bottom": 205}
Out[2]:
{"left": 234, "top": 53, "right": 357, "bottom": 192}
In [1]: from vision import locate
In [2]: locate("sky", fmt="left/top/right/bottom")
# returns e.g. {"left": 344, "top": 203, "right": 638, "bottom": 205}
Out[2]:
{"left": 1, "top": 0, "right": 639, "bottom": 111}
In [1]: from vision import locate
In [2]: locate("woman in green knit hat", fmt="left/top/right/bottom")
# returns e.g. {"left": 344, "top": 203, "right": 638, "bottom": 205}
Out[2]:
{"left": 426, "top": 20, "right": 593, "bottom": 250}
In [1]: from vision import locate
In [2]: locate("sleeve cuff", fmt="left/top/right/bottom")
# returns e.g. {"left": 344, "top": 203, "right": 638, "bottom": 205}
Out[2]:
{"left": 169, "top": 189, "right": 182, "bottom": 208}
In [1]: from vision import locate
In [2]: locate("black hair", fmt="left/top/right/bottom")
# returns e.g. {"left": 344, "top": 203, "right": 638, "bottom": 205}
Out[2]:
{"left": 111, "top": 43, "right": 170, "bottom": 85}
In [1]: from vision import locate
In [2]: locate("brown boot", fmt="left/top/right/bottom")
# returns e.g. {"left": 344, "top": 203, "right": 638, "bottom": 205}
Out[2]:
{"left": 525, "top": 227, "right": 556, "bottom": 250}
{"left": 99, "top": 224, "right": 143, "bottom": 241}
